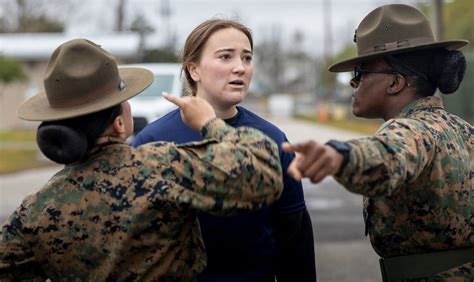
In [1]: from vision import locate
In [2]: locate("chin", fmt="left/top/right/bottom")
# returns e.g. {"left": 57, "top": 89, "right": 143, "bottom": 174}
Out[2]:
{"left": 352, "top": 110, "right": 363, "bottom": 118}
{"left": 225, "top": 91, "right": 247, "bottom": 104}
{"left": 352, "top": 106, "right": 369, "bottom": 118}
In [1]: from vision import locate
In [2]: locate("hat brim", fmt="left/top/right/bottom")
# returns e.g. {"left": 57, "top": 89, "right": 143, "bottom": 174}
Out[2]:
{"left": 328, "top": 39, "right": 468, "bottom": 72}
{"left": 17, "top": 67, "right": 154, "bottom": 121}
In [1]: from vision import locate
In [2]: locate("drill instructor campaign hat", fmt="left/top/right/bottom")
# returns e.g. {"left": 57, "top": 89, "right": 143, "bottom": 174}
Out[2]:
{"left": 17, "top": 38, "right": 153, "bottom": 121}
{"left": 329, "top": 4, "right": 469, "bottom": 72}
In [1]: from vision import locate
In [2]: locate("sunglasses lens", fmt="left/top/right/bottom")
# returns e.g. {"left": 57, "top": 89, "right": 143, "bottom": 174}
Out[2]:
{"left": 353, "top": 67, "right": 362, "bottom": 81}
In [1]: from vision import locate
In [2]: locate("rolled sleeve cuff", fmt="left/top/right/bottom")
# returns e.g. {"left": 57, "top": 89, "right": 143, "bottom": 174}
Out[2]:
{"left": 201, "top": 118, "right": 233, "bottom": 141}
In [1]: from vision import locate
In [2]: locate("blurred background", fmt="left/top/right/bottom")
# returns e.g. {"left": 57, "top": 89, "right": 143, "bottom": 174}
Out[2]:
{"left": 0, "top": 0, "right": 472, "bottom": 280}
{"left": 0, "top": 0, "right": 472, "bottom": 169}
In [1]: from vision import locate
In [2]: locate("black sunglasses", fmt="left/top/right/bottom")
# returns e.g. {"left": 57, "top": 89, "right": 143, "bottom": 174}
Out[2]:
{"left": 352, "top": 66, "right": 399, "bottom": 82}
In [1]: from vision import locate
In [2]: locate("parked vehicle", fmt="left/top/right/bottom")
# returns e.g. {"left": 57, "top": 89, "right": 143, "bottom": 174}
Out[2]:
{"left": 120, "top": 63, "right": 184, "bottom": 136}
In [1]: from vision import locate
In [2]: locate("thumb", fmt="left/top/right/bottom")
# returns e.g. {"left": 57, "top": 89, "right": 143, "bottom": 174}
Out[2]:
{"left": 287, "top": 155, "right": 303, "bottom": 180}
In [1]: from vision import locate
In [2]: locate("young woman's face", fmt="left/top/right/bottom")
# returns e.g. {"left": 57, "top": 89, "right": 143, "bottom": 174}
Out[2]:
{"left": 189, "top": 28, "right": 253, "bottom": 111}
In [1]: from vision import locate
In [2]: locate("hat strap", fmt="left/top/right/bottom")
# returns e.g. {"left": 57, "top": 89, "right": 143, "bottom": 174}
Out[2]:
{"left": 361, "top": 36, "right": 434, "bottom": 55}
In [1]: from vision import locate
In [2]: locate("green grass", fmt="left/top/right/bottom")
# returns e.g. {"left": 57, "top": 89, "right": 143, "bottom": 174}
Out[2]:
{"left": 295, "top": 114, "right": 383, "bottom": 135}
{"left": 0, "top": 129, "right": 36, "bottom": 142}
{"left": 0, "top": 129, "right": 56, "bottom": 174}
{"left": 0, "top": 149, "right": 55, "bottom": 175}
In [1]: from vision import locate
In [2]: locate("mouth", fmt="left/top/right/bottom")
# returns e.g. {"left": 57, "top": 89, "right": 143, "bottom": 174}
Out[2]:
{"left": 228, "top": 79, "right": 245, "bottom": 88}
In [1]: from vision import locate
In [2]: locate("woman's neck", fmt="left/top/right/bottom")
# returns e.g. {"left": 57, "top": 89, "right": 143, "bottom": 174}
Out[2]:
{"left": 195, "top": 92, "right": 238, "bottom": 119}
{"left": 95, "top": 136, "right": 125, "bottom": 145}
{"left": 215, "top": 106, "right": 238, "bottom": 119}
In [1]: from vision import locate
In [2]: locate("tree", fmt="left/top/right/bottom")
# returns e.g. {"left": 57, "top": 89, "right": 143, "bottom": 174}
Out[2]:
{"left": 0, "top": 56, "right": 26, "bottom": 83}
{"left": 254, "top": 24, "right": 285, "bottom": 94}
{"left": 130, "top": 14, "right": 155, "bottom": 62}
{"left": 443, "top": 0, "right": 473, "bottom": 51}
{"left": 441, "top": 0, "right": 474, "bottom": 123}
{"left": 0, "top": 55, "right": 27, "bottom": 104}
{"left": 142, "top": 48, "right": 179, "bottom": 63}
{"left": 0, "top": 0, "right": 68, "bottom": 33}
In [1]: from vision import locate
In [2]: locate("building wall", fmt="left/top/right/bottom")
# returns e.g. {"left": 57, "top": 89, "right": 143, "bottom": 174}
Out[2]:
{"left": 0, "top": 62, "right": 46, "bottom": 130}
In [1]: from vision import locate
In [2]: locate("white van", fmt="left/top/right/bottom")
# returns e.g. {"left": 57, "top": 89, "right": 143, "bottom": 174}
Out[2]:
{"left": 120, "top": 63, "right": 184, "bottom": 135}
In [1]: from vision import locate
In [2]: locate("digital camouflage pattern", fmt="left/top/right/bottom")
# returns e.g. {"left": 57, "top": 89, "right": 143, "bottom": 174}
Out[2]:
{"left": 0, "top": 119, "right": 283, "bottom": 281}
{"left": 335, "top": 96, "right": 473, "bottom": 280}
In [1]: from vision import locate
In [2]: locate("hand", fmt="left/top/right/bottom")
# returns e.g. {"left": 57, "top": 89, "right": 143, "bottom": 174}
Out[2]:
{"left": 282, "top": 141, "right": 344, "bottom": 183}
{"left": 163, "top": 92, "right": 216, "bottom": 131}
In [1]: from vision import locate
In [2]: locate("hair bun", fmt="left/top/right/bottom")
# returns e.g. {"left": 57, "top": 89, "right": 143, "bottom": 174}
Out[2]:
{"left": 37, "top": 123, "right": 88, "bottom": 164}
{"left": 438, "top": 50, "right": 466, "bottom": 94}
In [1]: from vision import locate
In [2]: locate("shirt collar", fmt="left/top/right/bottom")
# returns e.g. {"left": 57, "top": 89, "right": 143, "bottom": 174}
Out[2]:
{"left": 82, "top": 139, "right": 126, "bottom": 161}
{"left": 396, "top": 96, "right": 445, "bottom": 119}
{"left": 223, "top": 106, "right": 242, "bottom": 126}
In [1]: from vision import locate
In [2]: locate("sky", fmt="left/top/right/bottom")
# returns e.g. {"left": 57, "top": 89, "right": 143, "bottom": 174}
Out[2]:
{"left": 63, "top": 0, "right": 421, "bottom": 58}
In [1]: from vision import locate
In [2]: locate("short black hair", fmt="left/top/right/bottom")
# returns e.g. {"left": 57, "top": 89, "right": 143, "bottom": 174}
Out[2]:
{"left": 385, "top": 49, "right": 466, "bottom": 97}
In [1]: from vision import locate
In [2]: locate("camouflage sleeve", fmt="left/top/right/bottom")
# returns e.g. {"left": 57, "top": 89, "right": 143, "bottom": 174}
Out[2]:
{"left": 0, "top": 210, "right": 46, "bottom": 280}
{"left": 145, "top": 118, "right": 283, "bottom": 214}
{"left": 335, "top": 118, "right": 434, "bottom": 197}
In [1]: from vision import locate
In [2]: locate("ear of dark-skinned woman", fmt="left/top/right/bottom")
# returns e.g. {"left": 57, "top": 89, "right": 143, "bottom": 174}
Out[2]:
{"left": 37, "top": 123, "right": 88, "bottom": 164}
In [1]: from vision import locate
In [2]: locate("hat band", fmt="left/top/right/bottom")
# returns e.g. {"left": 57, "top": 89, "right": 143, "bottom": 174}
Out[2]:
{"left": 360, "top": 36, "right": 435, "bottom": 55}
{"left": 47, "top": 76, "right": 123, "bottom": 108}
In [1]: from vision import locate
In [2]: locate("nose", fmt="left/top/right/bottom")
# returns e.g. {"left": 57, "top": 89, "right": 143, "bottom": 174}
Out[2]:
{"left": 350, "top": 78, "right": 359, "bottom": 88}
{"left": 232, "top": 59, "right": 245, "bottom": 74}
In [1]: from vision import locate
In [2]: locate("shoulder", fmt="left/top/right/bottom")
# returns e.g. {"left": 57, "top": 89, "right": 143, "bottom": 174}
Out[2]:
{"left": 377, "top": 117, "right": 429, "bottom": 135}
{"left": 144, "top": 109, "right": 182, "bottom": 132}
{"left": 134, "top": 141, "right": 173, "bottom": 159}
{"left": 134, "top": 109, "right": 183, "bottom": 145}
{"left": 237, "top": 107, "right": 288, "bottom": 143}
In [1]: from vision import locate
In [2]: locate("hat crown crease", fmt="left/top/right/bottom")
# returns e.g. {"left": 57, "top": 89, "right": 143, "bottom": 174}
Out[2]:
{"left": 357, "top": 5, "right": 435, "bottom": 56}
{"left": 43, "top": 39, "right": 120, "bottom": 108}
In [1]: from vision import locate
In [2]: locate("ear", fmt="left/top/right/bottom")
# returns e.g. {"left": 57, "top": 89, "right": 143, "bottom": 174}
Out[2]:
{"left": 387, "top": 74, "right": 407, "bottom": 95}
{"left": 187, "top": 63, "right": 200, "bottom": 82}
{"left": 112, "top": 115, "right": 126, "bottom": 135}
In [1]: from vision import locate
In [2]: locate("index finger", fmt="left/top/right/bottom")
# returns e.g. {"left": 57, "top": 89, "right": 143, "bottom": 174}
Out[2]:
{"left": 162, "top": 92, "right": 183, "bottom": 107}
{"left": 283, "top": 140, "right": 318, "bottom": 154}
{"left": 281, "top": 142, "right": 295, "bottom": 152}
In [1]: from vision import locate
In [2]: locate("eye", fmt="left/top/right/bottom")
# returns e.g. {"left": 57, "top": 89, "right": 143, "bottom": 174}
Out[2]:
{"left": 243, "top": 54, "right": 253, "bottom": 63}
{"left": 219, "top": 53, "right": 232, "bottom": 61}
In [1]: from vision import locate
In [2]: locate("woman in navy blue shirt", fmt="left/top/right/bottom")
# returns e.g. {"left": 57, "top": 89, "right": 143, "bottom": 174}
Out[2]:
{"left": 134, "top": 19, "right": 316, "bottom": 282}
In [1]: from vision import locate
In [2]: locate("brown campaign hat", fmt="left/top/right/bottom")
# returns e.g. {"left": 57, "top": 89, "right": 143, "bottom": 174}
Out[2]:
{"left": 329, "top": 4, "right": 468, "bottom": 72}
{"left": 17, "top": 38, "right": 153, "bottom": 121}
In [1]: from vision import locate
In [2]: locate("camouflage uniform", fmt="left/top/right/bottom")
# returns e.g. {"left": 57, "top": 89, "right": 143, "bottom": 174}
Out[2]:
{"left": 0, "top": 119, "right": 283, "bottom": 281}
{"left": 335, "top": 97, "right": 473, "bottom": 281}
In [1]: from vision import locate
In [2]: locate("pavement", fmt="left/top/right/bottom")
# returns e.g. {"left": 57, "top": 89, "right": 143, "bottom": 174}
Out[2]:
{"left": 268, "top": 116, "right": 381, "bottom": 282}
{"left": 0, "top": 115, "right": 382, "bottom": 281}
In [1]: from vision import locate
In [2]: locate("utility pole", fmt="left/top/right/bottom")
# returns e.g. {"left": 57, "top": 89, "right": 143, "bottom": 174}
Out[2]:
{"left": 319, "top": 0, "right": 332, "bottom": 122}
{"left": 432, "top": 0, "right": 443, "bottom": 40}
{"left": 115, "top": 0, "right": 125, "bottom": 32}
{"left": 160, "top": 0, "right": 171, "bottom": 48}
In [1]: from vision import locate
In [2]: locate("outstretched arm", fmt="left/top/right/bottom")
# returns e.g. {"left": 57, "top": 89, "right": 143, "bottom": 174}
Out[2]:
{"left": 144, "top": 94, "right": 284, "bottom": 214}
{"left": 283, "top": 119, "right": 434, "bottom": 197}
{"left": 282, "top": 141, "right": 344, "bottom": 183}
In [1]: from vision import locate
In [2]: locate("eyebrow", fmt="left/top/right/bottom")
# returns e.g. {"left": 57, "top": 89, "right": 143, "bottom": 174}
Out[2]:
{"left": 215, "top": 48, "right": 253, "bottom": 55}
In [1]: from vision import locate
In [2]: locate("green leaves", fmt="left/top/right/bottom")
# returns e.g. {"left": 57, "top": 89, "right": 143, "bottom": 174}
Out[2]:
{"left": 0, "top": 56, "right": 27, "bottom": 83}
